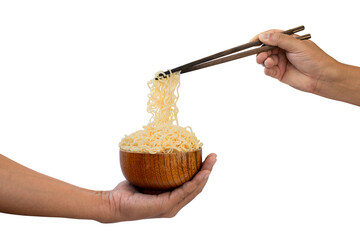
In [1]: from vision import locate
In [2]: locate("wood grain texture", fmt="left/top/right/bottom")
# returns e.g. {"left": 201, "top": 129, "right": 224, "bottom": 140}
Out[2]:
{"left": 120, "top": 149, "right": 202, "bottom": 191}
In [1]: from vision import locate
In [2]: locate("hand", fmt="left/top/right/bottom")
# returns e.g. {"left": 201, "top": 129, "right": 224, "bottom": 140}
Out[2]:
{"left": 98, "top": 153, "right": 217, "bottom": 223}
{"left": 252, "top": 30, "right": 339, "bottom": 93}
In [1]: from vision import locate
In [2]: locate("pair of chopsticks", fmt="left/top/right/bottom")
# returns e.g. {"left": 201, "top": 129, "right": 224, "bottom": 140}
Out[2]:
{"left": 156, "top": 25, "right": 310, "bottom": 80}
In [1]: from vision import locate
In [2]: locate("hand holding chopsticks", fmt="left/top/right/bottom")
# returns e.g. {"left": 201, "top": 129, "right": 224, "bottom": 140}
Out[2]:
{"left": 156, "top": 25, "right": 311, "bottom": 79}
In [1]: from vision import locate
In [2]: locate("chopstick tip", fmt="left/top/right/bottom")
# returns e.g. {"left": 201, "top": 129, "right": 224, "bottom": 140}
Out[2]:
{"left": 154, "top": 71, "right": 168, "bottom": 81}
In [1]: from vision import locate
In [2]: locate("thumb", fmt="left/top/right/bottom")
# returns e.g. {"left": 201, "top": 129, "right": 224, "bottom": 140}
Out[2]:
{"left": 259, "top": 32, "right": 303, "bottom": 52}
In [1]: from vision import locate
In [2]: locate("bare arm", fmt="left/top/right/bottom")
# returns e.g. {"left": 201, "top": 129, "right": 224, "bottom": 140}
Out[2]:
{"left": 254, "top": 30, "right": 360, "bottom": 106}
{"left": 316, "top": 63, "right": 360, "bottom": 106}
{"left": 0, "top": 154, "right": 104, "bottom": 220}
{"left": 0, "top": 153, "right": 216, "bottom": 222}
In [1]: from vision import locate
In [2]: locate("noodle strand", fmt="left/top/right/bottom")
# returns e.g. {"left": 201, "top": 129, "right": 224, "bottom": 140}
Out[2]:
{"left": 119, "top": 71, "right": 202, "bottom": 153}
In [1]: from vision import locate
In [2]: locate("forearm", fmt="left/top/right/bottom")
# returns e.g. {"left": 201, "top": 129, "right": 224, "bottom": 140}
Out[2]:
{"left": 316, "top": 62, "right": 360, "bottom": 106}
{"left": 0, "top": 154, "right": 106, "bottom": 221}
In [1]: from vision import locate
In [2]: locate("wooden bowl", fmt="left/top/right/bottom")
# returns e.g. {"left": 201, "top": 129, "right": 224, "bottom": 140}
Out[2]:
{"left": 120, "top": 149, "right": 202, "bottom": 192}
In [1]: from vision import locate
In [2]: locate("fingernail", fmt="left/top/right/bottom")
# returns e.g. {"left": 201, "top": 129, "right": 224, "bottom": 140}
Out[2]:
{"left": 260, "top": 33, "right": 270, "bottom": 40}
{"left": 204, "top": 173, "right": 210, "bottom": 180}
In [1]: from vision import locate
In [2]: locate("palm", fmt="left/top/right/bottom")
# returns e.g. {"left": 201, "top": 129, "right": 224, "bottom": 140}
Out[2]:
{"left": 110, "top": 181, "right": 170, "bottom": 221}
{"left": 281, "top": 58, "right": 319, "bottom": 93}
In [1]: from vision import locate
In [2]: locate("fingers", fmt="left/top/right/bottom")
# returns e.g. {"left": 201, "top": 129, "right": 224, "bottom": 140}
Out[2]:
{"left": 249, "top": 35, "right": 259, "bottom": 42}
{"left": 263, "top": 55, "right": 279, "bottom": 68}
{"left": 264, "top": 67, "right": 280, "bottom": 79}
{"left": 250, "top": 29, "right": 283, "bottom": 42}
{"left": 277, "top": 50, "right": 288, "bottom": 78}
{"left": 257, "top": 53, "right": 279, "bottom": 69}
{"left": 256, "top": 48, "right": 279, "bottom": 64}
{"left": 255, "top": 43, "right": 286, "bottom": 80}
{"left": 169, "top": 153, "right": 216, "bottom": 201}
{"left": 162, "top": 153, "right": 217, "bottom": 217}
{"left": 259, "top": 32, "right": 304, "bottom": 52}
{"left": 256, "top": 51, "right": 269, "bottom": 64}
{"left": 201, "top": 153, "right": 217, "bottom": 172}
{"left": 262, "top": 50, "right": 286, "bottom": 80}
{"left": 171, "top": 173, "right": 210, "bottom": 216}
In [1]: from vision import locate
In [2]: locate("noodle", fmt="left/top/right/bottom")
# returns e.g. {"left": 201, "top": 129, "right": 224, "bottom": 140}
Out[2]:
{"left": 119, "top": 71, "right": 202, "bottom": 153}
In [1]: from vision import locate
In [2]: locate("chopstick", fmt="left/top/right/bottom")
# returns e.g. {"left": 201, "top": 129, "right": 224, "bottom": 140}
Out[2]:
{"left": 156, "top": 26, "right": 310, "bottom": 79}
{"left": 181, "top": 34, "right": 311, "bottom": 74}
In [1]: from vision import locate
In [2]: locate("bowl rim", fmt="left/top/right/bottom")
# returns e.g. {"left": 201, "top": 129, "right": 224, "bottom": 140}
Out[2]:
{"left": 119, "top": 148, "right": 202, "bottom": 155}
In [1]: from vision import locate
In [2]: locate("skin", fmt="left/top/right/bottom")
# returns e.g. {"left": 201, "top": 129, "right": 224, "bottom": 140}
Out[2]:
{"left": 252, "top": 30, "right": 360, "bottom": 106}
{"left": 0, "top": 153, "right": 216, "bottom": 223}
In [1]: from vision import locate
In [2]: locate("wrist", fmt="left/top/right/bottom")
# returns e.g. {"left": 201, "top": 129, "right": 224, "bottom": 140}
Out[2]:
{"left": 67, "top": 189, "right": 108, "bottom": 222}
{"left": 314, "top": 60, "right": 345, "bottom": 96}
{"left": 314, "top": 62, "right": 360, "bottom": 106}
{"left": 91, "top": 190, "right": 114, "bottom": 223}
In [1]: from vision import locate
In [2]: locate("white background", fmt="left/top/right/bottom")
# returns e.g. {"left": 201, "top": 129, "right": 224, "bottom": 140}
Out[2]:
{"left": 1, "top": 0, "right": 360, "bottom": 239}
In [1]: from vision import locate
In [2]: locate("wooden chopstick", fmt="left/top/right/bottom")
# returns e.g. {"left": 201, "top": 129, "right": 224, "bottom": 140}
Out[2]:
{"left": 181, "top": 34, "right": 311, "bottom": 74}
{"left": 156, "top": 26, "right": 306, "bottom": 79}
